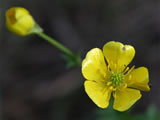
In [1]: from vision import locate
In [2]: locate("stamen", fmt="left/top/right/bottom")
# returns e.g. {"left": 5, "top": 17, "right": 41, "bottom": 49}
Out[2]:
{"left": 109, "top": 86, "right": 114, "bottom": 90}
{"left": 125, "top": 66, "right": 135, "bottom": 76}
{"left": 107, "top": 82, "right": 112, "bottom": 86}
{"left": 122, "top": 83, "right": 127, "bottom": 89}
{"left": 114, "top": 64, "right": 117, "bottom": 70}
{"left": 108, "top": 66, "right": 111, "bottom": 72}
{"left": 123, "top": 67, "right": 129, "bottom": 74}
{"left": 102, "top": 87, "right": 108, "bottom": 95}
{"left": 113, "top": 92, "right": 116, "bottom": 98}
{"left": 129, "top": 75, "right": 132, "bottom": 80}
{"left": 113, "top": 88, "right": 116, "bottom": 91}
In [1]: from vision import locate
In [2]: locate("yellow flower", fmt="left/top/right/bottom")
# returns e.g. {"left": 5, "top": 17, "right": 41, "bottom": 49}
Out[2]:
{"left": 82, "top": 41, "right": 150, "bottom": 112}
{"left": 6, "top": 7, "right": 42, "bottom": 36}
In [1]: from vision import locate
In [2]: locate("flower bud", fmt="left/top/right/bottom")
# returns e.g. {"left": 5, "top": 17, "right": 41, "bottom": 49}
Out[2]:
{"left": 6, "top": 7, "right": 42, "bottom": 36}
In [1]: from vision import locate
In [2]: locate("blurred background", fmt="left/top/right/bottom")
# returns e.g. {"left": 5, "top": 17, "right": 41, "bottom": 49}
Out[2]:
{"left": 1, "top": 0, "right": 160, "bottom": 120}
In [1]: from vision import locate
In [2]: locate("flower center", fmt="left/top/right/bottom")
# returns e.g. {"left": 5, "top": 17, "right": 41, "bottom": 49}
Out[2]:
{"left": 109, "top": 72, "right": 124, "bottom": 87}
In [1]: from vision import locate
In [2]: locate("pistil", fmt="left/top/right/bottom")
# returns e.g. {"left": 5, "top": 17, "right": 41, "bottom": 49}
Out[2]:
{"left": 109, "top": 72, "right": 124, "bottom": 87}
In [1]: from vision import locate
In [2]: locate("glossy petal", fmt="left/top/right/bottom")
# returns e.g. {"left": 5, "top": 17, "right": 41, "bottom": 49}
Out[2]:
{"left": 84, "top": 80, "right": 112, "bottom": 108}
{"left": 103, "top": 41, "right": 135, "bottom": 72}
{"left": 125, "top": 67, "right": 150, "bottom": 91}
{"left": 82, "top": 48, "right": 108, "bottom": 82}
{"left": 113, "top": 88, "right": 141, "bottom": 111}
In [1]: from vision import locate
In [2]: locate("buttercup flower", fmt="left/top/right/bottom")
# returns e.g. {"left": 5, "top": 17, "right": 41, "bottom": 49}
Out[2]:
{"left": 6, "top": 7, "right": 42, "bottom": 36}
{"left": 82, "top": 41, "right": 150, "bottom": 112}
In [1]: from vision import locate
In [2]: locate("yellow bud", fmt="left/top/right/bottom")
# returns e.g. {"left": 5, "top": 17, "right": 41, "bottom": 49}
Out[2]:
{"left": 6, "top": 7, "right": 42, "bottom": 36}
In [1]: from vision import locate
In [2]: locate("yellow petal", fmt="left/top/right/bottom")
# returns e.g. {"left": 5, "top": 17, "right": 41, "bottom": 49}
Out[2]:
{"left": 6, "top": 7, "right": 35, "bottom": 36}
{"left": 125, "top": 67, "right": 150, "bottom": 91}
{"left": 84, "top": 80, "right": 112, "bottom": 108}
{"left": 103, "top": 41, "right": 135, "bottom": 72}
{"left": 113, "top": 88, "right": 141, "bottom": 111}
{"left": 82, "top": 48, "right": 108, "bottom": 82}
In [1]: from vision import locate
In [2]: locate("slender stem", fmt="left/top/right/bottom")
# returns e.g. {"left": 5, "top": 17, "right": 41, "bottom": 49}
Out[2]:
{"left": 36, "top": 32, "right": 74, "bottom": 57}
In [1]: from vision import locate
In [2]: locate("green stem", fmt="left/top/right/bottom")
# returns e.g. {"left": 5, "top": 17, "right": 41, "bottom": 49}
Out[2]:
{"left": 36, "top": 32, "right": 74, "bottom": 57}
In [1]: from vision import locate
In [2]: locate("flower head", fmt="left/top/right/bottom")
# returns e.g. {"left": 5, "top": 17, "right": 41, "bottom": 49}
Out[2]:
{"left": 82, "top": 41, "right": 150, "bottom": 112}
{"left": 6, "top": 7, "right": 42, "bottom": 36}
